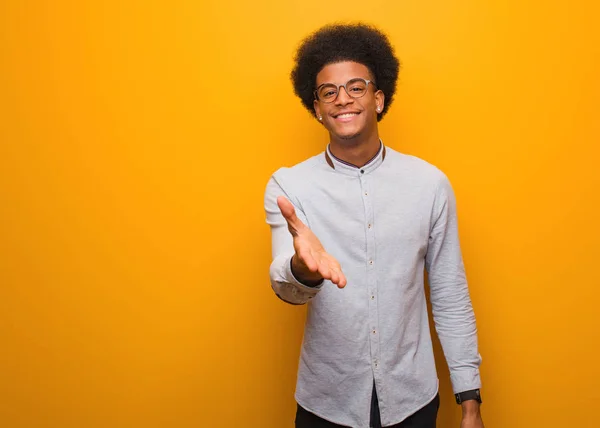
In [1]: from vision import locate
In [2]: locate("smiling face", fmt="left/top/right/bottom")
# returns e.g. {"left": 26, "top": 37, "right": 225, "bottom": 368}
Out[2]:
{"left": 313, "top": 61, "right": 384, "bottom": 142}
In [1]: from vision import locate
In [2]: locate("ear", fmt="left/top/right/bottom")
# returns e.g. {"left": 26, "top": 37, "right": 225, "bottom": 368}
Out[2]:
{"left": 313, "top": 99, "right": 322, "bottom": 122}
{"left": 375, "top": 90, "right": 385, "bottom": 114}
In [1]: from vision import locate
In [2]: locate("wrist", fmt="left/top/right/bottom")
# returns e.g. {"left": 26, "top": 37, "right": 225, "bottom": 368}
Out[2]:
{"left": 461, "top": 400, "right": 481, "bottom": 417}
{"left": 291, "top": 255, "right": 323, "bottom": 286}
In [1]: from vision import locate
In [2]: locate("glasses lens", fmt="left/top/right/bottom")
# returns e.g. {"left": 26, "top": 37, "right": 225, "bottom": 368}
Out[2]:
{"left": 318, "top": 84, "right": 338, "bottom": 103}
{"left": 346, "top": 79, "right": 368, "bottom": 98}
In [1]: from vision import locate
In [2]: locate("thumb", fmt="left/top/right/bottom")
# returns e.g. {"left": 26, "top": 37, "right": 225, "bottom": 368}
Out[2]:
{"left": 277, "top": 196, "right": 305, "bottom": 234}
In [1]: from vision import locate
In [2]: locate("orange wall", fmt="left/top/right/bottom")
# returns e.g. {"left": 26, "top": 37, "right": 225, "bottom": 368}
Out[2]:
{"left": 1, "top": 1, "right": 599, "bottom": 427}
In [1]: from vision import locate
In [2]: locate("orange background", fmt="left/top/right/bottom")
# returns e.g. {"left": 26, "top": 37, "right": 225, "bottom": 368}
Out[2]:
{"left": 1, "top": 1, "right": 599, "bottom": 427}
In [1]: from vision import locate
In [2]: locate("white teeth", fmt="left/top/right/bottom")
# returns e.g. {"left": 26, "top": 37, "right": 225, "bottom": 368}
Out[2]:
{"left": 337, "top": 113, "right": 357, "bottom": 118}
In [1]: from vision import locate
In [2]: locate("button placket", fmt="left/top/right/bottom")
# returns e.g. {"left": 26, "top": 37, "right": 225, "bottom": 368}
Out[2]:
{"left": 361, "top": 174, "right": 381, "bottom": 380}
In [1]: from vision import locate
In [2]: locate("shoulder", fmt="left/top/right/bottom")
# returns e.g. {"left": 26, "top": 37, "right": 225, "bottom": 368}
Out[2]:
{"left": 269, "top": 152, "right": 325, "bottom": 189}
{"left": 384, "top": 147, "right": 449, "bottom": 187}
{"left": 264, "top": 152, "right": 326, "bottom": 205}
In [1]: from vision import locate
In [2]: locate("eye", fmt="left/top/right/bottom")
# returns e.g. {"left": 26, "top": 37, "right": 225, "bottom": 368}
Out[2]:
{"left": 318, "top": 84, "right": 338, "bottom": 100}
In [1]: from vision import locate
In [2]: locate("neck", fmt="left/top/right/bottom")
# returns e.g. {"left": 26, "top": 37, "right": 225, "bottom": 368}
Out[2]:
{"left": 328, "top": 131, "right": 381, "bottom": 168}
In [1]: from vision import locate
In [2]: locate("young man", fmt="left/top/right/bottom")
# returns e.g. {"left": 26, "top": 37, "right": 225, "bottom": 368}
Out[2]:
{"left": 264, "top": 24, "right": 484, "bottom": 428}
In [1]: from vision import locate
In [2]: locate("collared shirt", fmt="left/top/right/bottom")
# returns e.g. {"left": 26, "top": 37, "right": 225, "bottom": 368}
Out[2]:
{"left": 264, "top": 143, "right": 482, "bottom": 428}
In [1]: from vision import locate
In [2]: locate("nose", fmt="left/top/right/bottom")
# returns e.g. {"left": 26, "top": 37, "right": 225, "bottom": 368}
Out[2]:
{"left": 334, "top": 86, "right": 354, "bottom": 106}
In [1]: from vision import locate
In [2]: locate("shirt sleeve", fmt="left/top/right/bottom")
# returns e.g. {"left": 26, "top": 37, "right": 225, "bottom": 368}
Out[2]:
{"left": 264, "top": 173, "right": 323, "bottom": 305}
{"left": 425, "top": 173, "right": 482, "bottom": 394}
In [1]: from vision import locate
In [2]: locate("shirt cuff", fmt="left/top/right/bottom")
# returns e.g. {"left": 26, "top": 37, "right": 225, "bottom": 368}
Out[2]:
{"left": 284, "top": 256, "right": 324, "bottom": 292}
{"left": 450, "top": 369, "right": 482, "bottom": 394}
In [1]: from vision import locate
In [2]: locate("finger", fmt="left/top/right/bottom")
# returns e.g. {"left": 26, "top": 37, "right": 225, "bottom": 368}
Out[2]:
{"left": 337, "top": 271, "right": 347, "bottom": 288}
{"left": 318, "top": 262, "right": 332, "bottom": 281}
{"left": 330, "top": 268, "right": 340, "bottom": 285}
{"left": 328, "top": 259, "right": 347, "bottom": 288}
{"left": 336, "top": 270, "right": 348, "bottom": 288}
{"left": 277, "top": 196, "right": 305, "bottom": 233}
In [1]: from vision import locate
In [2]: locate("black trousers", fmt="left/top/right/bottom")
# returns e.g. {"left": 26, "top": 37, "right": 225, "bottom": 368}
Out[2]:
{"left": 295, "top": 383, "right": 439, "bottom": 428}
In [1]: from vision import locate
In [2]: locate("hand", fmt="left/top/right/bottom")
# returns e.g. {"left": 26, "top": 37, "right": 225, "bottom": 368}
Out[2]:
{"left": 461, "top": 415, "right": 484, "bottom": 428}
{"left": 277, "top": 196, "right": 347, "bottom": 288}
{"left": 461, "top": 401, "right": 484, "bottom": 428}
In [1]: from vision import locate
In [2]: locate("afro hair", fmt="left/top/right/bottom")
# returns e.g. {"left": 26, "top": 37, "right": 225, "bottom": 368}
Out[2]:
{"left": 291, "top": 23, "right": 400, "bottom": 121}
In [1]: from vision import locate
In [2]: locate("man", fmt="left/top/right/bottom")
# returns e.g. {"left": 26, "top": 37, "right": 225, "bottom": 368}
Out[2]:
{"left": 264, "top": 23, "right": 484, "bottom": 428}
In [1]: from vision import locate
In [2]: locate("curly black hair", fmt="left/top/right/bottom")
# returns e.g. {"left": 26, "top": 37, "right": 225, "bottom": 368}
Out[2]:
{"left": 291, "top": 23, "right": 400, "bottom": 121}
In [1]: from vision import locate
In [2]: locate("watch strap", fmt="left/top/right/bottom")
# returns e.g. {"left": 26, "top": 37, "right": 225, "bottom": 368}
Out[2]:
{"left": 455, "top": 389, "right": 482, "bottom": 404}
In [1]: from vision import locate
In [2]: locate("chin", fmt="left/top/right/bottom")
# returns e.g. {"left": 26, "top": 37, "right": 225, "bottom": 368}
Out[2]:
{"left": 338, "top": 132, "right": 362, "bottom": 140}
{"left": 330, "top": 125, "right": 363, "bottom": 141}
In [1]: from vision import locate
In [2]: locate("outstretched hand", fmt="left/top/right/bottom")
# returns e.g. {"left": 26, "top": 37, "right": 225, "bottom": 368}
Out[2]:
{"left": 277, "top": 196, "right": 347, "bottom": 288}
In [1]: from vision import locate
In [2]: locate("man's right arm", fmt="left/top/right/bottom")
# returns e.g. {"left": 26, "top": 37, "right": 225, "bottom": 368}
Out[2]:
{"left": 264, "top": 175, "right": 324, "bottom": 305}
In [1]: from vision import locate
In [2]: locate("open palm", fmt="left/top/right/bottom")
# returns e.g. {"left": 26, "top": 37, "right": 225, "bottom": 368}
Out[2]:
{"left": 277, "top": 196, "right": 347, "bottom": 288}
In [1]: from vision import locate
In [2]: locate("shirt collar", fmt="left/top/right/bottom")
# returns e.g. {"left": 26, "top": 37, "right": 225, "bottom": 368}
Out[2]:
{"left": 324, "top": 140, "right": 386, "bottom": 176}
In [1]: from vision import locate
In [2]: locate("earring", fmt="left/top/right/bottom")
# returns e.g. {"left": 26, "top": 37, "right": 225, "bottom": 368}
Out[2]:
{"left": 376, "top": 107, "right": 381, "bottom": 112}
{"left": 318, "top": 116, "right": 322, "bottom": 121}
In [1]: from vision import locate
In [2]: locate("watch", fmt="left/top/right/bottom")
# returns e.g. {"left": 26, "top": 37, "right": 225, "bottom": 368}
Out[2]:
{"left": 455, "top": 389, "right": 482, "bottom": 404}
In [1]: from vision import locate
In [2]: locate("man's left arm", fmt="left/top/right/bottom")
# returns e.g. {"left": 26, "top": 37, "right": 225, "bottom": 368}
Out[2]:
{"left": 425, "top": 172, "right": 484, "bottom": 428}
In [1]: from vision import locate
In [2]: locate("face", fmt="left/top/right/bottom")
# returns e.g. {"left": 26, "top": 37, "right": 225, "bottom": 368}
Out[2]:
{"left": 313, "top": 61, "right": 384, "bottom": 142}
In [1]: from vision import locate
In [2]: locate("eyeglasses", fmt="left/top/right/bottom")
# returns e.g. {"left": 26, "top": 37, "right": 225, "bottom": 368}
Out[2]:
{"left": 314, "top": 78, "right": 376, "bottom": 103}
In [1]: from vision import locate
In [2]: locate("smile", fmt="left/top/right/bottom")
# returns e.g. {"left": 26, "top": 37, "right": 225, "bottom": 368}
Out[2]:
{"left": 334, "top": 112, "right": 360, "bottom": 121}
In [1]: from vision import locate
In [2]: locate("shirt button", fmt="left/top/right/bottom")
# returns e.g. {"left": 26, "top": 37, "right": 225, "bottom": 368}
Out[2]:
{"left": 364, "top": 192, "right": 368, "bottom": 196}
{"left": 368, "top": 224, "right": 372, "bottom": 229}
{"left": 369, "top": 260, "right": 373, "bottom": 265}
{"left": 372, "top": 329, "right": 376, "bottom": 334}
{"left": 360, "top": 169, "right": 364, "bottom": 174}
{"left": 371, "top": 295, "right": 375, "bottom": 300}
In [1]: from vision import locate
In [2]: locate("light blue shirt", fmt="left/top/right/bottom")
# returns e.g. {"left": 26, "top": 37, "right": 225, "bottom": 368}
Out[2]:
{"left": 264, "top": 143, "right": 482, "bottom": 427}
